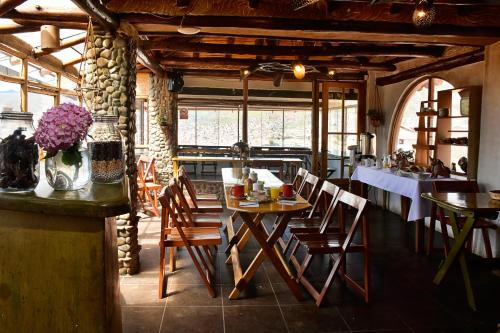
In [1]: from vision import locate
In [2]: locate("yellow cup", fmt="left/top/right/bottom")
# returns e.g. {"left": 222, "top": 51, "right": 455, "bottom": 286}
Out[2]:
{"left": 270, "top": 187, "right": 280, "bottom": 200}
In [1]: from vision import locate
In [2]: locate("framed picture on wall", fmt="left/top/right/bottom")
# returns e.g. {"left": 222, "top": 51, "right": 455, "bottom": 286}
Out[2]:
{"left": 180, "top": 107, "right": 189, "bottom": 119}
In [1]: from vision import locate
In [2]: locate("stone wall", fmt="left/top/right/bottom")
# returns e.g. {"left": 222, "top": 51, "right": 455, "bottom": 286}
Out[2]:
{"left": 82, "top": 31, "right": 140, "bottom": 275}
{"left": 148, "top": 74, "right": 177, "bottom": 185}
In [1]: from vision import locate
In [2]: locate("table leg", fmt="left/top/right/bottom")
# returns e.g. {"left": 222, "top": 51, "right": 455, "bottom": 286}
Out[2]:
{"left": 173, "top": 160, "right": 179, "bottom": 178}
{"left": 228, "top": 212, "right": 303, "bottom": 301}
{"left": 433, "top": 212, "right": 476, "bottom": 310}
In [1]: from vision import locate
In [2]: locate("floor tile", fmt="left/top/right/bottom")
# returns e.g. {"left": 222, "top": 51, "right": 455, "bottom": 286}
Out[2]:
{"left": 222, "top": 282, "right": 278, "bottom": 306}
{"left": 120, "top": 283, "right": 165, "bottom": 306}
{"left": 337, "top": 303, "right": 407, "bottom": 331}
{"left": 121, "top": 306, "right": 164, "bottom": 333}
{"left": 166, "top": 283, "right": 222, "bottom": 307}
{"left": 223, "top": 305, "right": 288, "bottom": 333}
{"left": 160, "top": 306, "right": 224, "bottom": 333}
{"left": 280, "top": 304, "right": 350, "bottom": 333}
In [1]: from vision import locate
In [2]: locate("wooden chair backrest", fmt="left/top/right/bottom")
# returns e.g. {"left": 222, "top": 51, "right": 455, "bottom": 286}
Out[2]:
{"left": 293, "top": 167, "right": 309, "bottom": 192}
{"left": 307, "top": 181, "right": 341, "bottom": 219}
{"left": 319, "top": 190, "right": 369, "bottom": 235}
{"left": 158, "top": 186, "right": 192, "bottom": 246}
{"left": 299, "top": 173, "right": 321, "bottom": 204}
{"left": 433, "top": 180, "right": 479, "bottom": 193}
{"left": 178, "top": 165, "right": 199, "bottom": 208}
{"left": 137, "top": 155, "right": 157, "bottom": 185}
{"left": 168, "top": 178, "right": 196, "bottom": 226}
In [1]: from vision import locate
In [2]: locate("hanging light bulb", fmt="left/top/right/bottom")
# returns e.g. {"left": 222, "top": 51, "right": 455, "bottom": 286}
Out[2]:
{"left": 412, "top": 0, "right": 436, "bottom": 29}
{"left": 328, "top": 69, "right": 335, "bottom": 78}
{"left": 293, "top": 62, "right": 306, "bottom": 79}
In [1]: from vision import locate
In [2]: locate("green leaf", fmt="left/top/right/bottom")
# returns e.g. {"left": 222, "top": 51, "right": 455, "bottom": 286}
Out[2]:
{"left": 61, "top": 143, "right": 82, "bottom": 166}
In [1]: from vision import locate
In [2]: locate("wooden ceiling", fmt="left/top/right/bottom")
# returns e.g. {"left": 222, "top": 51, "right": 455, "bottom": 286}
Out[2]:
{"left": 2, "top": 0, "right": 500, "bottom": 82}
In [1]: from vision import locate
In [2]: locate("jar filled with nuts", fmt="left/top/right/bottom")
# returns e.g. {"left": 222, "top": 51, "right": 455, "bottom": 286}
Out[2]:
{"left": 87, "top": 115, "right": 124, "bottom": 184}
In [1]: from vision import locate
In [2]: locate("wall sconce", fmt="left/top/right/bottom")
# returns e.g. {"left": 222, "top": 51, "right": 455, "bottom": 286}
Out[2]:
{"left": 413, "top": 0, "right": 436, "bottom": 28}
{"left": 292, "top": 62, "right": 306, "bottom": 79}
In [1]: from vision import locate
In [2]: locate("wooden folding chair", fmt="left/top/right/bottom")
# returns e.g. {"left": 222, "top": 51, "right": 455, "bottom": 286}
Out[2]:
{"left": 298, "top": 173, "right": 321, "bottom": 205}
{"left": 292, "top": 167, "right": 309, "bottom": 193}
{"left": 178, "top": 166, "right": 223, "bottom": 213}
{"left": 290, "top": 190, "right": 370, "bottom": 307}
{"left": 428, "top": 180, "right": 496, "bottom": 258}
{"left": 280, "top": 181, "right": 341, "bottom": 254}
{"left": 137, "top": 155, "right": 162, "bottom": 216}
{"left": 158, "top": 184, "right": 222, "bottom": 299}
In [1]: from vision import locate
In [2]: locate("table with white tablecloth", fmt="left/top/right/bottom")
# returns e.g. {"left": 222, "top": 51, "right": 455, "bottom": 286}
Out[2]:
{"left": 351, "top": 165, "right": 445, "bottom": 253}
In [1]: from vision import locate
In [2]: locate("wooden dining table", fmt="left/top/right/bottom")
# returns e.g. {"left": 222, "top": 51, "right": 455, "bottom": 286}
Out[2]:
{"left": 222, "top": 167, "right": 311, "bottom": 300}
{"left": 421, "top": 192, "right": 500, "bottom": 310}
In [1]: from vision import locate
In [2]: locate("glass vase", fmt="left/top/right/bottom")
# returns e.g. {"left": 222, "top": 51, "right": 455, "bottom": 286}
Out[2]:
{"left": 45, "top": 143, "right": 91, "bottom": 191}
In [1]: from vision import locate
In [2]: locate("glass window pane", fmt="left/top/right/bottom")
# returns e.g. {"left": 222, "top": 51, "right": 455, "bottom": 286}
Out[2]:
{"left": 0, "top": 81, "right": 21, "bottom": 112}
{"left": 178, "top": 107, "right": 196, "bottom": 145}
{"left": 28, "top": 63, "right": 57, "bottom": 86}
{"left": 60, "top": 76, "right": 78, "bottom": 91}
{"left": 218, "top": 108, "right": 239, "bottom": 146}
{"left": 248, "top": 110, "right": 262, "bottom": 146}
{"left": 261, "top": 109, "right": 283, "bottom": 147}
{"left": 344, "top": 135, "right": 358, "bottom": 155}
{"left": 0, "top": 50, "right": 22, "bottom": 77}
{"left": 328, "top": 134, "right": 342, "bottom": 156}
{"left": 196, "top": 109, "right": 219, "bottom": 146}
{"left": 344, "top": 99, "right": 358, "bottom": 133}
{"left": 284, "top": 110, "right": 311, "bottom": 148}
{"left": 28, "top": 92, "right": 54, "bottom": 126}
{"left": 60, "top": 95, "right": 78, "bottom": 104}
{"left": 395, "top": 79, "right": 429, "bottom": 152}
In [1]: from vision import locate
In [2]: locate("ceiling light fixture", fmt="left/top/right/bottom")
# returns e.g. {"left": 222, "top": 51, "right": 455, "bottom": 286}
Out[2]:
{"left": 177, "top": 15, "right": 201, "bottom": 35}
{"left": 328, "top": 69, "right": 336, "bottom": 78}
{"left": 412, "top": 0, "right": 436, "bottom": 29}
{"left": 240, "top": 68, "right": 251, "bottom": 80}
{"left": 292, "top": 62, "right": 306, "bottom": 79}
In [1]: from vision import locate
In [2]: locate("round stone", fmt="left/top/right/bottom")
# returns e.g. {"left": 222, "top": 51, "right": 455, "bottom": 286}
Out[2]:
{"left": 102, "top": 39, "right": 111, "bottom": 48}
{"left": 96, "top": 57, "right": 108, "bottom": 68}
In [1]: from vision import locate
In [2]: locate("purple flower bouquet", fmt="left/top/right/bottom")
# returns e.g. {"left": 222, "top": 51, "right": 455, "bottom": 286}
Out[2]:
{"left": 35, "top": 103, "right": 92, "bottom": 165}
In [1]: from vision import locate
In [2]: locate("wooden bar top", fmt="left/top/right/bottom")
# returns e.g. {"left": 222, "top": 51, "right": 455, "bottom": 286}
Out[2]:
{"left": 421, "top": 192, "right": 500, "bottom": 213}
{"left": 0, "top": 180, "right": 130, "bottom": 218}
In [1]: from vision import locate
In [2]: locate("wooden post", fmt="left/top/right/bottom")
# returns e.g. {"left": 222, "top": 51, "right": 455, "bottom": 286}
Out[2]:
{"left": 242, "top": 77, "right": 248, "bottom": 143}
{"left": 311, "top": 79, "right": 319, "bottom": 174}
{"left": 20, "top": 58, "right": 27, "bottom": 113}
{"left": 320, "top": 82, "right": 329, "bottom": 178}
{"left": 55, "top": 73, "right": 61, "bottom": 105}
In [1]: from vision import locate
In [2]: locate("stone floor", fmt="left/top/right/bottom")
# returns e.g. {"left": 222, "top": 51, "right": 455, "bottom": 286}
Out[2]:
{"left": 120, "top": 208, "right": 500, "bottom": 333}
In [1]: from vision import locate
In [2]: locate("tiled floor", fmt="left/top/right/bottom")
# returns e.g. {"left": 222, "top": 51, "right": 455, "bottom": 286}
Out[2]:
{"left": 120, "top": 208, "right": 500, "bottom": 333}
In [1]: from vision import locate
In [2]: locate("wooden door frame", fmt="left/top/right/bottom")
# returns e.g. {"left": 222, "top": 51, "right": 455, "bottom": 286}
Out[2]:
{"left": 319, "top": 81, "right": 366, "bottom": 179}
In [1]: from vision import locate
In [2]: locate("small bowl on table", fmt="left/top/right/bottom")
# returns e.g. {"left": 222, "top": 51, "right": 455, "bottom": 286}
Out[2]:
{"left": 488, "top": 190, "right": 500, "bottom": 201}
{"left": 411, "top": 172, "right": 431, "bottom": 180}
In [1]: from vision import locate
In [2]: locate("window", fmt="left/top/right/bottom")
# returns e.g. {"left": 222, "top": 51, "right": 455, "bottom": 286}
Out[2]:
{"left": 28, "top": 92, "right": 55, "bottom": 125}
{"left": 28, "top": 64, "right": 57, "bottom": 86}
{"left": 0, "top": 50, "right": 22, "bottom": 77}
{"left": 390, "top": 77, "right": 454, "bottom": 152}
{"left": 135, "top": 99, "right": 149, "bottom": 146}
{"left": 60, "top": 95, "right": 78, "bottom": 104}
{"left": 326, "top": 88, "right": 359, "bottom": 156}
{"left": 178, "top": 106, "right": 240, "bottom": 146}
{"left": 284, "top": 110, "right": 311, "bottom": 147}
{"left": 0, "top": 81, "right": 21, "bottom": 112}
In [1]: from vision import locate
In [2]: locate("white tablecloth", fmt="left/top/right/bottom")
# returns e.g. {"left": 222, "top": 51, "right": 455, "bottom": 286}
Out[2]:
{"left": 351, "top": 166, "right": 439, "bottom": 221}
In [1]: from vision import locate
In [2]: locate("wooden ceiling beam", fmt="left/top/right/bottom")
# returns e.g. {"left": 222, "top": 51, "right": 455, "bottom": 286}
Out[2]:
{"left": 0, "top": 21, "right": 39, "bottom": 34}
{"left": 63, "top": 55, "right": 84, "bottom": 67}
{"left": 131, "top": 17, "right": 500, "bottom": 46}
{"left": 141, "top": 39, "right": 445, "bottom": 58}
{"left": 109, "top": 1, "right": 500, "bottom": 27}
{"left": 0, "top": 0, "right": 27, "bottom": 16}
{"left": 160, "top": 57, "right": 395, "bottom": 71}
{"left": 376, "top": 49, "right": 484, "bottom": 86}
{"left": 4, "top": 6, "right": 89, "bottom": 23}
{"left": 34, "top": 34, "right": 86, "bottom": 57}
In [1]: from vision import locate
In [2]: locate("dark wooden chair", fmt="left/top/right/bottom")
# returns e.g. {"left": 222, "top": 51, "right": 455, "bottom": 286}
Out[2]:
{"left": 292, "top": 167, "right": 308, "bottom": 192}
{"left": 201, "top": 161, "right": 217, "bottom": 175}
{"left": 158, "top": 182, "right": 222, "bottom": 299}
{"left": 428, "top": 180, "right": 497, "bottom": 258}
{"left": 137, "top": 155, "right": 162, "bottom": 216}
{"left": 178, "top": 166, "right": 223, "bottom": 213}
{"left": 290, "top": 190, "right": 370, "bottom": 306}
{"left": 280, "top": 181, "right": 341, "bottom": 254}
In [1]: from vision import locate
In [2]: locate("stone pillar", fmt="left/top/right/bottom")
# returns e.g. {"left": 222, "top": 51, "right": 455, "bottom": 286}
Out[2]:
{"left": 148, "top": 74, "right": 177, "bottom": 185}
{"left": 82, "top": 31, "right": 140, "bottom": 275}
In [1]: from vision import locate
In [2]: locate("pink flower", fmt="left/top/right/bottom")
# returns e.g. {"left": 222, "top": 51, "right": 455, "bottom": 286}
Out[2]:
{"left": 34, "top": 103, "right": 93, "bottom": 155}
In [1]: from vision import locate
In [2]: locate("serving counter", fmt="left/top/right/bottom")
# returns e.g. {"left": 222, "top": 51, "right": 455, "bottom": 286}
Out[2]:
{"left": 0, "top": 181, "right": 129, "bottom": 333}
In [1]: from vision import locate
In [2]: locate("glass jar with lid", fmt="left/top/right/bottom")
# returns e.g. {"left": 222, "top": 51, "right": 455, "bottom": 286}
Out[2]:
{"left": 0, "top": 111, "right": 39, "bottom": 192}
{"left": 87, "top": 115, "right": 124, "bottom": 184}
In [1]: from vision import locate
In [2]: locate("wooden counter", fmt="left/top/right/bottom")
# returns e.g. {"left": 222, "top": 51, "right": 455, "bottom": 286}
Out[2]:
{"left": 0, "top": 181, "right": 129, "bottom": 333}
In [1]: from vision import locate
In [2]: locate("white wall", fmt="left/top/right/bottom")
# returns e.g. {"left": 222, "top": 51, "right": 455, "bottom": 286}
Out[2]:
{"left": 478, "top": 41, "right": 500, "bottom": 191}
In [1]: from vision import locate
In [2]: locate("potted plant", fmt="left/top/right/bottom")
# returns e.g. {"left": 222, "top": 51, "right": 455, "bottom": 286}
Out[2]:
{"left": 367, "top": 109, "right": 384, "bottom": 127}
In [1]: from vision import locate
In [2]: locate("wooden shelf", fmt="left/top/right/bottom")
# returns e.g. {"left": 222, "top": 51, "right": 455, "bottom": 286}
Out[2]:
{"left": 416, "top": 111, "right": 438, "bottom": 117}
{"left": 437, "top": 142, "right": 468, "bottom": 146}
{"left": 414, "top": 127, "right": 437, "bottom": 132}
{"left": 412, "top": 144, "right": 436, "bottom": 150}
{"left": 437, "top": 115, "right": 469, "bottom": 119}
{"left": 447, "top": 130, "right": 468, "bottom": 133}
